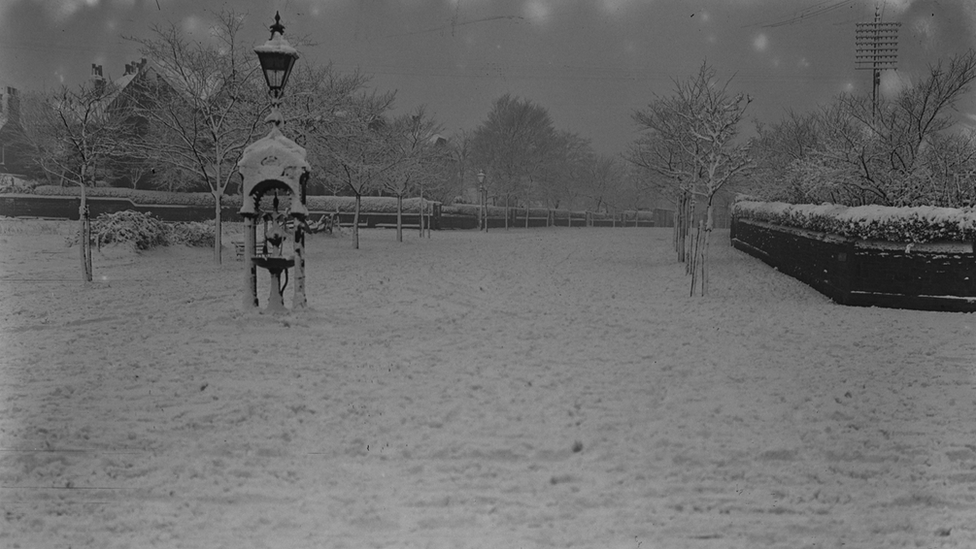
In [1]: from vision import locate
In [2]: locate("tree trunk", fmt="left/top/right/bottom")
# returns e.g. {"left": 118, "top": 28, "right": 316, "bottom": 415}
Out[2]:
{"left": 688, "top": 220, "right": 705, "bottom": 297}
{"left": 293, "top": 223, "right": 307, "bottom": 309}
{"left": 213, "top": 191, "right": 223, "bottom": 264}
{"left": 79, "top": 182, "right": 92, "bottom": 283}
{"left": 353, "top": 194, "right": 361, "bottom": 249}
{"left": 702, "top": 203, "right": 714, "bottom": 296}
{"left": 419, "top": 196, "right": 425, "bottom": 238}
{"left": 673, "top": 197, "right": 681, "bottom": 255}
{"left": 525, "top": 205, "right": 529, "bottom": 228}
{"left": 689, "top": 219, "right": 696, "bottom": 288}
{"left": 396, "top": 194, "right": 403, "bottom": 243}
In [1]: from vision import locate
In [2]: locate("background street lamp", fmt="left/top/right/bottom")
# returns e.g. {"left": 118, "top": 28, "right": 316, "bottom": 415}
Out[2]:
{"left": 477, "top": 170, "right": 487, "bottom": 232}
{"left": 254, "top": 11, "right": 299, "bottom": 126}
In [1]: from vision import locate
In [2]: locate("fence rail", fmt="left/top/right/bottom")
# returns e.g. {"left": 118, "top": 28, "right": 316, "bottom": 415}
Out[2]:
{"left": 0, "top": 194, "right": 675, "bottom": 229}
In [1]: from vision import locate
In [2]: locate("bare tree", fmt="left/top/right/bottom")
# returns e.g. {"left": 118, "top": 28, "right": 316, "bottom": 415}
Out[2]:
{"left": 754, "top": 50, "right": 976, "bottom": 208}
{"left": 630, "top": 62, "right": 752, "bottom": 296}
{"left": 749, "top": 110, "right": 820, "bottom": 202}
{"left": 283, "top": 62, "right": 374, "bottom": 196}
{"left": 540, "top": 130, "right": 594, "bottom": 211}
{"left": 127, "top": 9, "right": 266, "bottom": 263}
{"left": 583, "top": 154, "right": 626, "bottom": 213}
{"left": 319, "top": 90, "right": 397, "bottom": 249}
{"left": 16, "top": 82, "right": 136, "bottom": 282}
{"left": 470, "top": 94, "right": 562, "bottom": 223}
{"left": 382, "top": 106, "right": 443, "bottom": 242}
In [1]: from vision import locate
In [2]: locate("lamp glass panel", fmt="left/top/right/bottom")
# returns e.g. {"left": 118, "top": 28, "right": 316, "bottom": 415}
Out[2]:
{"left": 257, "top": 51, "right": 297, "bottom": 93}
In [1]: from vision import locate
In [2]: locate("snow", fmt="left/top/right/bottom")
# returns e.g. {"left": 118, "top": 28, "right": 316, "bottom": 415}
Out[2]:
{"left": 238, "top": 127, "right": 310, "bottom": 216}
{"left": 1, "top": 220, "right": 974, "bottom": 548}
{"left": 735, "top": 200, "right": 976, "bottom": 232}
{"left": 253, "top": 33, "right": 300, "bottom": 59}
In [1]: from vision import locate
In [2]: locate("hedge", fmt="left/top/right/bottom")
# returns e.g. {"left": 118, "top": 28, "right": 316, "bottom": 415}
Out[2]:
{"left": 34, "top": 185, "right": 215, "bottom": 206}
{"left": 733, "top": 200, "right": 976, "bottom": 243}
{"left": 31, "top": 186, "right": 431, "bottom": 213}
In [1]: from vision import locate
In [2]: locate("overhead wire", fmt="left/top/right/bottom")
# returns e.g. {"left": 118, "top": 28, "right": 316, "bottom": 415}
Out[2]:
{"left": 745, "top": 0, "right": 859, "bottom": 29}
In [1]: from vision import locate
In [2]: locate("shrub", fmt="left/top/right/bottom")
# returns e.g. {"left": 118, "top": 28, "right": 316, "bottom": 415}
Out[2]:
{"left": 305, "top": 195, "right": 426, "bottom": 213}
{"left": 442, "top": 204, "right": 481, "bottom": 216}
{"left": 73, "top": 210, "right": 170, "bottom": 250}
{"left": 67, "top": 211, "right": 220, "bottom": 249}
{"left": 166, "top": 220, "right": 215, "bottom": 247}
{"left": 733, "top": 200, "right": 976, "bottom": 243}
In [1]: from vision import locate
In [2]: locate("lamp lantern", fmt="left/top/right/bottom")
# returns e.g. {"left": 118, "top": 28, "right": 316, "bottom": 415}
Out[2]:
{"left": 254, "top": 11, "right": 299, "bottom": 125}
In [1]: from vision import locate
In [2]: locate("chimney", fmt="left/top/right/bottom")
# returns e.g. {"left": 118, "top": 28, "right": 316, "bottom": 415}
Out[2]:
{"left": 124, "top": 63, "right": 132, "bottom": 76}
{"left": 91, "top": 64, "right": 105, "bottom": 94}
{"left": 3, "top": 86, "right": 21, "bottom": 123}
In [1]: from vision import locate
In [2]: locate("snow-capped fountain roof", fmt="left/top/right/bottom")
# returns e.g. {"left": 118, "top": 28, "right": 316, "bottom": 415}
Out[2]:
{"left": 237, "top": 127, "right": 310, "bottom": 216}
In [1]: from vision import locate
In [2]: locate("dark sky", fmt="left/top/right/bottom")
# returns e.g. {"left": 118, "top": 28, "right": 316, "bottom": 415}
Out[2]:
{"left": 2, "top": 0, "right": 975, "bottom": 155}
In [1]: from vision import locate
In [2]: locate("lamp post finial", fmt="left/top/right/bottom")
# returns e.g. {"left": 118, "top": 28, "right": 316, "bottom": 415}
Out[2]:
{"left": 270, "top": 11, "right": 285, "bottom": 38}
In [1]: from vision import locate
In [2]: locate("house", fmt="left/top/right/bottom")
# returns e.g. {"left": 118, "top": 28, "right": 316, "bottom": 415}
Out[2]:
{"left": 91, "top": 59, "right": 182, "bottom": 189}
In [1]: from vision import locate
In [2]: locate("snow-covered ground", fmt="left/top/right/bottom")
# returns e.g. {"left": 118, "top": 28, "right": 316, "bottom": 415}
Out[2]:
{"left": 0, "top": 220, "right": 973, "bottom": 549}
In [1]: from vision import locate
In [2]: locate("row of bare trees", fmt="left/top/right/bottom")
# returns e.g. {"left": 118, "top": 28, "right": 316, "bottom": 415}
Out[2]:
{"left": 13, "top": 10, "right": 463, "bottom": 270}
{"left": 627, "top": 62, "right": 753, "bottom": 296}
{"left": 466, "top": 94, "right": 635, "bottom": 218}
{"left": 625, "top": 51, "right": 976, "bottom": 296}
{"left": 749, "top": 50, "right": 976, "bottom": 208}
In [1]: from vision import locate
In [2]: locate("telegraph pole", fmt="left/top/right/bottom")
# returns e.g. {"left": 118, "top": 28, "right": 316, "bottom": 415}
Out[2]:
{"left": 855, "top": 3, "right": 900, "bottom": 123}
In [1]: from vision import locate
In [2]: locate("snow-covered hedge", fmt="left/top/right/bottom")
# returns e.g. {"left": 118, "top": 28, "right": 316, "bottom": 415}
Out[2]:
{"left": 305, "top": 196, "right": 426, "bottom": 214}
{"left": 30, "top": 186, "right": 431, "bottom": 213}
{"left": 733, "top": 200, "right": 976, "bottom": 243}
{"left": 34, "top": 185, "right": 215, "bottom": 206}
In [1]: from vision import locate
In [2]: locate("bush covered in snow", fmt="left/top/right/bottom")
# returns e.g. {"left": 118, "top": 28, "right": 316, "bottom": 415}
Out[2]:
{"left": 165, "top": 220, "right": 215, "bottom": 248}
{"left": 67, "top": 211, "right": 218, "bottom": 250}
{"left": 77, "top": 210, "right": 170, "bottom": 250}
{"left": 733, "top": 200, "right": 976, "bottom": 243}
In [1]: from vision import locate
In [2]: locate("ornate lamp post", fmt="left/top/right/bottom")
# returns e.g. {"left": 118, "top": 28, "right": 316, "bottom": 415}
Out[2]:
{"left": 477, "top": 170, "right": 487, "bottom": 232}
{"left": 238, "top": 12, "right": 310, "bottom": 312}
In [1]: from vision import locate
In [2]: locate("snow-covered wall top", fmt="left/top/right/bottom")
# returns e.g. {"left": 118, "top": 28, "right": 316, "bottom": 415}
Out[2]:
{"left": 732, "top": 200, "right": 976, "bottom": 243}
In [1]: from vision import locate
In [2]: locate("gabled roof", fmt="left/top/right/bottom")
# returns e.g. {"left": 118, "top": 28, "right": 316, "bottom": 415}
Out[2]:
{"left": 98, "top": 58, "right": 220, "bottom": 114}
